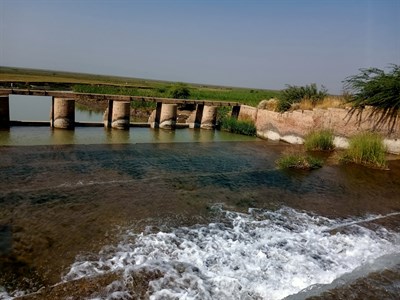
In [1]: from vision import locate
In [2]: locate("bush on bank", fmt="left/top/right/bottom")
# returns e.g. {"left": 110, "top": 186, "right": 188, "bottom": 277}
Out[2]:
{"left": 277, "top": 83, "right": 328, "bottom": 112}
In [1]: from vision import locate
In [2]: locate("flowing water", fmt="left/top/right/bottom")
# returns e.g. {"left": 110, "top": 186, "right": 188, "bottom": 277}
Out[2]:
{"left": 0, "top": 121, "right": 400, "bottom": 299}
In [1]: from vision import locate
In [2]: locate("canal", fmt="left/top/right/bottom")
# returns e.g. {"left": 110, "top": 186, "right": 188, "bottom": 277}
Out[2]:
{"left": 0, "top": 96, "right": 399, "bottom": 299}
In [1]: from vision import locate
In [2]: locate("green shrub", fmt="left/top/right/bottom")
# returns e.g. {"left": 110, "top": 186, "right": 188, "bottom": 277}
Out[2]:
{"left": 304, "top": 129, "right": 335, "bottom": 151}
{"left": 343, "top": 65, "right": 400, "bottom": 129}
{"left": 219, "top": 116, "right": 256, "bottom": 136}
{"left": 276, "top": 153, "right": 323, "bottom": 170}
{"left": 341, "top": 132, "right": 387, "bottom": 169}
{"left": 169, "top": 83, "right": 191, "bottom": 99}
{"left": 278, "top": 83, "right": 328, "bottom": 112}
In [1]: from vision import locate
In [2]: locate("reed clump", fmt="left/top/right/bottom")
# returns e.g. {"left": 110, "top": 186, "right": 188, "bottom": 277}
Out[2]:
{"left": 304, "top": 129, "right": 335, "bottom": 151}
{"left": 341, "top": 132, "right": 387, "bottom": 169}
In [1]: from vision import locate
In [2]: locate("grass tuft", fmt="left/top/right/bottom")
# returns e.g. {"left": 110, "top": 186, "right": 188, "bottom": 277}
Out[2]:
{"left": 341, "top": 132, "right": 387, "bottom": 169}
{"left": 304, "top": 130, "right": 335, "bottom": 151}
{"left": 276, "top": 152, "right": 323, "bottom": 170}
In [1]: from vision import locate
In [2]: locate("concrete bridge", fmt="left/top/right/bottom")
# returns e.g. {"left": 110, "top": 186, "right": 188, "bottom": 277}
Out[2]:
{"left": 0, "top": 88, "right": 241, "bottom": 130}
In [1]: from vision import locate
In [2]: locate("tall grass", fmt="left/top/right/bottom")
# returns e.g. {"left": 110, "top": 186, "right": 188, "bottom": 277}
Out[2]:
{"left": 341, "top": 132, "right": 387, "bottom": 169}
{"left": 304, "top": 130, "right": 335, "bottom": 151}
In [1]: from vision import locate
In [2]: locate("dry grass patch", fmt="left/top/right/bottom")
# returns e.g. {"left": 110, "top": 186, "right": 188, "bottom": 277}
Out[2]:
{"left": 297, "top": 96, "right": 347, "bottom": 111}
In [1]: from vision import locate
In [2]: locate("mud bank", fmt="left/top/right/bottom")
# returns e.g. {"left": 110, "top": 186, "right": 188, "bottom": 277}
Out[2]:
{"left": 239, "top": 105, "right": 400, "bottom": 154}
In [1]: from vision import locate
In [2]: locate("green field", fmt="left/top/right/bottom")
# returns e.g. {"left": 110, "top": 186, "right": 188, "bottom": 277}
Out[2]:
{"left": 0, "top": 66, "right": 281, "bottom": 107}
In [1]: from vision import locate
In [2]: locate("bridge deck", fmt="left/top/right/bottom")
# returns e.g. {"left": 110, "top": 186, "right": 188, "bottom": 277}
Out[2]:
{"left": 0, "top": 88, "right": 241, "bottom": 107}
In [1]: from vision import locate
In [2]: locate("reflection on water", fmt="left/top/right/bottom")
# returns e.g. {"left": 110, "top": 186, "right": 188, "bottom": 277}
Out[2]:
{"left": 0, "top": 127, "right": 260, "bottom": 146}
{"left": 75, "top": 103, "right": 104, "bottom": 122}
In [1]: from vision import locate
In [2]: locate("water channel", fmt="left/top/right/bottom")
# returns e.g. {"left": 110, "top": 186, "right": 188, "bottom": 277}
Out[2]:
{"left": 0, "top": 96, "right": 399, "bottom": 299}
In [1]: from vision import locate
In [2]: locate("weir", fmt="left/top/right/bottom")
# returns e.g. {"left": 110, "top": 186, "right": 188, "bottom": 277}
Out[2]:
{"left": 0, "top": 88, "right": 241, "bottom": 131}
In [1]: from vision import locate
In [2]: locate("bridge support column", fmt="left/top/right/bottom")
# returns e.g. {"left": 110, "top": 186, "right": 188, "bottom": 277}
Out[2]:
{"left": 200, "top": 106, "right": 217, "bottom": 129}
{"left": 51, "top": 98, "right": 75, "bottom": 129}
{"left": 231, "top": 105, "right": 241, "bottom": 119}
{"left": 0, "top": 96, "right": 10, "bottom": 129}
{"left": 111, "top": 101, "right": 130, "bottom": 129}
{"left": 159, "top": 104, "right": 177, "bottom": 129}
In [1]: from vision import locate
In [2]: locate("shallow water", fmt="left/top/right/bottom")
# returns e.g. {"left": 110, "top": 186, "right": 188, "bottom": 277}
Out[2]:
{"left": 0, "top": 133, "right": 399, "bottom": 299}
{"left": 0, "top": 126, "right": 260, "bottom": 146}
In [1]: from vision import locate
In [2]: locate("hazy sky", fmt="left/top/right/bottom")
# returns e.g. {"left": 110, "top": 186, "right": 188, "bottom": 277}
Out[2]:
{"left": 1, "top": 0, "right": 399, "bottom": 93}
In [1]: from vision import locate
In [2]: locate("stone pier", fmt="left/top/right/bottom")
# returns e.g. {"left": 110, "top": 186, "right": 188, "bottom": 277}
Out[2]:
{"left": 0, "top": 96, "right": 10, "bottom": 128}
{"left": 159, "top": 104, "right": 177, "bottom": 129}
{"left": 200, "top": 105, "right": 217, "bottom": 129}
{"left": 111, "top": 101, "right": 130, "bottom": 130}
{"left": 51, "top": 98, "right": 75, "bottom": 129}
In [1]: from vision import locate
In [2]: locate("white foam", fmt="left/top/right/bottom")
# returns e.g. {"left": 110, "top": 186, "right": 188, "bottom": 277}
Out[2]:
{"left": 63, "top": 207, "right": 400, "bottom": 300}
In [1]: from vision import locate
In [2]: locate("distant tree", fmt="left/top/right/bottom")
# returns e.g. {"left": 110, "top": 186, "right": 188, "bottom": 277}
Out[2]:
{"left": 169, "top": 83, "right": 191, "bottom": 99}
{"left": 343, "top": 64, "right": 400, "bottom": 130}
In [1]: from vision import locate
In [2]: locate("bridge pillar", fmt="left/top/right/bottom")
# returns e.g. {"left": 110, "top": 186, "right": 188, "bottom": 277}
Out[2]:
{"left": 111, "top": 101, "right": 130, "bottom": 129}
{"left": 0, "top": 96, "right": 10, "bottom": 129}
{"left": 200, "top": 105, "right": 217, "bottom": 129}
{"left": 159, "top": 104, "right": 177, "bottom": 129}
{"left": 51, "top": 98, "right": 75, "bottom": 129}
{"left": 231, "top": 105, "right": 241, "bottom": 119}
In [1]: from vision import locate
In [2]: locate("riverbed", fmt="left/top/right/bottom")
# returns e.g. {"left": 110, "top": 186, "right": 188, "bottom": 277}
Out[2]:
{"left": 0, "top": 126, "right": 399, "bottom": 299}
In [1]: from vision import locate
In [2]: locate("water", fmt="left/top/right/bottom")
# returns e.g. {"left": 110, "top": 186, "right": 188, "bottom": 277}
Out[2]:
{"left": 1, "top": 123, "right": 400, "bottom": 298}
{"left": 0, "top": 127, "right": 260, "bottom": 146}
{"left": 9, "top": 95, "right": 103, "bottom": 122}
{"left": 63, "top": 207, "right": 400, "bottom": 300}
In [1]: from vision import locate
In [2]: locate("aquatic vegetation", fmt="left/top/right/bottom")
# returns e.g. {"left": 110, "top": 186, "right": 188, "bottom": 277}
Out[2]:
{"left": 304, "top": 129, "right": 335, "bottom": 151}
{"left": 219, "top": 116, "right": 256, "bottom": 136}
{"left": 341, "top": 132, "right": 387, "bottom": 169}
{"left": 276, "top": 152, "right": 323, "bottom": 170}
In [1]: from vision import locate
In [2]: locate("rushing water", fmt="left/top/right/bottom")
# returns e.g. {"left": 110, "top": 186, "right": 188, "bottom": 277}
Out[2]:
{"left": 1, "top": 122, "right": 400, "bottom": 299}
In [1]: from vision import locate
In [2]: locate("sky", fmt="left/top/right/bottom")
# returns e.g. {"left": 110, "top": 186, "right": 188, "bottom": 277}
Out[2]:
{"left": 1, "top": 0, "right": 399, "bottom": 94}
